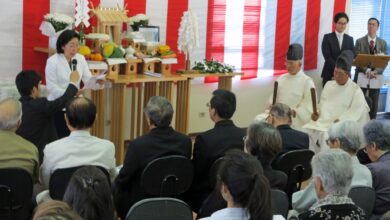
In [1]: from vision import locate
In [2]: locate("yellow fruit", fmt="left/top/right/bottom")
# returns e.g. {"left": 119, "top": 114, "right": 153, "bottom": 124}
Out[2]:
{"left": 79, "top": 45, "right": 91, "bottom": 56}
{"left": 158, "top": 45, "right": 171, "bottom": 53}
{"left": 103, "top": 45, "right": 114, "bottom": 58}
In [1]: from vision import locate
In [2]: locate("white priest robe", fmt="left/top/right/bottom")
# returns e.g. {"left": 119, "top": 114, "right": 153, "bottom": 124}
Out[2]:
{"left": 303, "top": 78, "right": 370, "bottom": 152}
{"left": 255, "top": 70, "right": 316, "bottom": 129}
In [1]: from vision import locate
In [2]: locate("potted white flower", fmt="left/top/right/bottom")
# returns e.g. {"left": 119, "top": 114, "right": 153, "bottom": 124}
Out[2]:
{"left": 39, "top": 13, "right": 74, "bottom": 48}
{"left": 129, "top": 13, "right": 149, "bottom": 31}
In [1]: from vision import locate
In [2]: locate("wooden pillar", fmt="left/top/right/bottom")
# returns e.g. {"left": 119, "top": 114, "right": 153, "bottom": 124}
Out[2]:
{"left": 136, "top": 84, "right": 143, "bottom": 137}
{"left": 158, "top": 81, "right": 173, "bottom": 102}
{"left": 111, "top": 83, "right": 126, "bottom": 165}
{"left": 175, "top": 79, "right": 191, "bottom": 134}
{"left": 90, "top": 89, "right": 105, "bottom": 138}
{"left": 142, "top": 82, "right": 158, "bottom": 134}
{"left": 218, "top": 76, "right": 233, "bottom": 91}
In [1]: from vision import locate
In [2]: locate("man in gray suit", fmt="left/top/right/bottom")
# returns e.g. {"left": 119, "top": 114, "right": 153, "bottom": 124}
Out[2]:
{"left": 354, "top": 17, "right": 388, "bottom": 119}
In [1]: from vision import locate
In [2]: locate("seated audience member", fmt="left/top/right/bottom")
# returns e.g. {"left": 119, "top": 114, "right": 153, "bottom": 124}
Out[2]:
{"left": 363, "top": 120, "right": 390, "bottom": 217}
{"left": 40, "top": 97, "right": 116, "bottom": 189}
{"left": 0, "top": 97, "right": 39, "bottom": 183}
{"left": 113, "top": 96, "right": 192, "bottom": 219}
{"left": 64, "top": 166, "right": 115, "bottom": 220}
{"left": 303, "top": 50, "right": 370, "bottom": 153}
{"left": 245, "top": 121, "right": 287, "bottom": 190}
{"left": 188, "top": 89, "right": 246, "bottom": 212}
{"left": 291, "top": 149, "right": 365, "bottom": 219}
{"left": 15, "top": 70, "right": 79, "bottom": 163}
{"left": 199, "top": 150, "right": 284, "bottom": 220}
{"left": 32, "top": 200, "right": 81, "bottom": 220}
{"left": 267, "top": 103, "right": 309, "bottom": 154}
{"left": 292, "top": 120, "right": 372, "bottom": 212}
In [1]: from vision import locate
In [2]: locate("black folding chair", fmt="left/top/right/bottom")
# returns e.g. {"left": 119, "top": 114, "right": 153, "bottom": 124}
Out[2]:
{"left": 272, "top": 149, "right": 314, "bottom": 198}
{"left": 0, "top": 168, "right": 33, "bottom": 220}
{"left": 49, "top": 165, "right": 110, "bottom": 200}
{"left": 348, "top": 186, "right": 376, "bottom": 219}
{"left": 271, "top": 189, "right": 289, "bottom": 218}
{"left": 141, "top": 155, "right": 193, "bottom": 197}
{"left": 125, "top": 198, "right": 192, "bottom": 220}
{"left": 208, "top": 157, "right": 225, "bottom": 189}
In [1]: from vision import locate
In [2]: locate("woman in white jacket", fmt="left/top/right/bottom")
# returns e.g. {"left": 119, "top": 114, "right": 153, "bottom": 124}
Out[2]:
{"left": 45, "top": 30, "right": 102, "bottom": 138}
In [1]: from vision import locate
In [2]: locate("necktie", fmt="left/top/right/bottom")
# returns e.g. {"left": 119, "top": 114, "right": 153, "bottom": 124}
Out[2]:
{"left": 370, "top": 40, "right": 375, "bottom": 54}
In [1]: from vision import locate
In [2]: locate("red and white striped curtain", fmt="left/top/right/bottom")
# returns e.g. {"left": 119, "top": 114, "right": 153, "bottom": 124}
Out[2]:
{"left": 1, "top": 0, "right": 350, "bottom": 83}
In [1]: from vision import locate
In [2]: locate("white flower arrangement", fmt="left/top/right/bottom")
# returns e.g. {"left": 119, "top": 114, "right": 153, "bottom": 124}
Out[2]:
{"left": 43, "top": 13, "right": 74, "bottom": 32}
{"left": 129, "top": 14, "right": 149, "bottom": 31}
{"left": 40, "top": 12, "right": 74, "bottom": 39}
{"left": 129, "top": 13, "right": 149, "bottom": 25}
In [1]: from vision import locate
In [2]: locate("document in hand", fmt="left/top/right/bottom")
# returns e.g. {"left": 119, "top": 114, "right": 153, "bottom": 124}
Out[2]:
{"left": 84, "top": 72, "right": 107, "bottom": 90}
{"left": 357, "top": 72, "right": 384, "bottom": 89}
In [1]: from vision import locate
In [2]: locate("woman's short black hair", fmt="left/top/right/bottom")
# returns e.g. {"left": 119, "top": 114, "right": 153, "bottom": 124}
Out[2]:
{"left": 15, "top": 70, "right": 41, "bottom": 96}
{"left": 56, "top": 30, "right": 80, "bottom": 53}
{"left": 333, "top": 12, "right": 349, "bottom": 23}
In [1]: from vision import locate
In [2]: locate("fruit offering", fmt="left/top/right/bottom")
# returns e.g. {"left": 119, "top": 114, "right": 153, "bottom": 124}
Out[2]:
{"left": 158, "top": 45, "right": 176, "bottom": 59}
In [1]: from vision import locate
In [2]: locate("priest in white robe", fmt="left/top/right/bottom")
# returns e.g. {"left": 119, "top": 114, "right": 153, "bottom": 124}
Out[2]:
{"left": 304, "top": 50, "right": 370, "bottom": 153}
{"left": 255, "top": 44, "right": 316, "bottom": 129}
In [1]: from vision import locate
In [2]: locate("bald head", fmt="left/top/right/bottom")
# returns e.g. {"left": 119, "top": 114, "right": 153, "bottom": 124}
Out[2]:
{"left": 65, "top": 97, "right": 96, "bottom": 130}
{"left": 0, "top": 98, "right": 22, "bottom": 131}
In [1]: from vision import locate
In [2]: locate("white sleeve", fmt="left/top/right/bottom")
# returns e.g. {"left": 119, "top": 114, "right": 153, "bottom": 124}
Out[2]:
{"left": 45, "top": 57, "right": 66, "bottom": 100}
{"left": 80, "top": 55, "right": 92, "bottom": 83}
{"left": 338, "top": 87, "right": 370, "bottom": 122}
{"left": 295, "top": 79, "right": 316, "bottom": 124}
{"left": 40, "top": 146, "right": 53, "bottom": 189}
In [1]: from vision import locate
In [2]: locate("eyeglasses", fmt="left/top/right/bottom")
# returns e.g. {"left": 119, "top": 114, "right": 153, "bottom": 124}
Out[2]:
{"left": 65, "top": 42, "right": 80, "bottom": 49}
{"left": 326, "top": 138, "right": 335, "bottom": 146}
{"left": 266, "top": 113, "right": 273, "bottom": 119}
{"left": 363, "top": 143, "right": 372, "bottom": 154}
{"left": 336, "top": 21, "right": 348, "bottom": 26}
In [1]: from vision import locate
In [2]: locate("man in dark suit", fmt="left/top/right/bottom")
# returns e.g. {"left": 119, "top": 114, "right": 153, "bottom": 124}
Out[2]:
{"left": 354, "top": 17, "right": 388, "bottom": 119}
{"left": 268, "top": 103, "right": 309, "bottom": 154}
{"left": 321, "top": 12, "right": 354, "bottom": 87}
{"left": 113, "top": 96, "right": 192, "bottom": 220}
{"left": 15, "top": 70, "right": 79, "bottom": 163}
{"left": 186, "top": 89, "right": 246, "bottom": 212}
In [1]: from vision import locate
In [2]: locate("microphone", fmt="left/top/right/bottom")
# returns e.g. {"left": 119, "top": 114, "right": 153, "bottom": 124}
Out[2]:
{"left": 71, "top": 59, "right": 77, "bottom": 71}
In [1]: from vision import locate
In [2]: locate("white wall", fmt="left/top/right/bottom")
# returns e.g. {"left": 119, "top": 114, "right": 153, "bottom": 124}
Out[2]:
{"left": 106, "top": 68, "right": 323, "bottom": 141}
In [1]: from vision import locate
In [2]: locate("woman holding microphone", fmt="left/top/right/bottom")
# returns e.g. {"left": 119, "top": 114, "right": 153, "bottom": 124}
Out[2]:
{"left": 45, "top": 30, "right": 104, "bottom": 138}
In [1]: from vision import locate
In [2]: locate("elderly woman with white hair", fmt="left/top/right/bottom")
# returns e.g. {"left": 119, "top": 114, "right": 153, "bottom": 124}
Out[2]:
{"left": 292, "top": 120, "right": 372, "bottom": 212}
{"left": 363, "top": 120, "right": 390, "bottom": 217}
{"left": 293, "top": 149, "right": 365, "bottom": 219}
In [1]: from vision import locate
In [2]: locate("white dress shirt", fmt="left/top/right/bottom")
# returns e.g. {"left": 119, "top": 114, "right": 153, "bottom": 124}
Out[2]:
{"left": 40, "top": 130, "right": 116, "bottom": 188}
{"left": 368, "top": 35, "right": 377, "bottom": 46}
{"left": 198, "top": 208, "right": 285, "bottom": 220}
{"left": 336, "top": 32, "right": 344, "bottom": 49}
